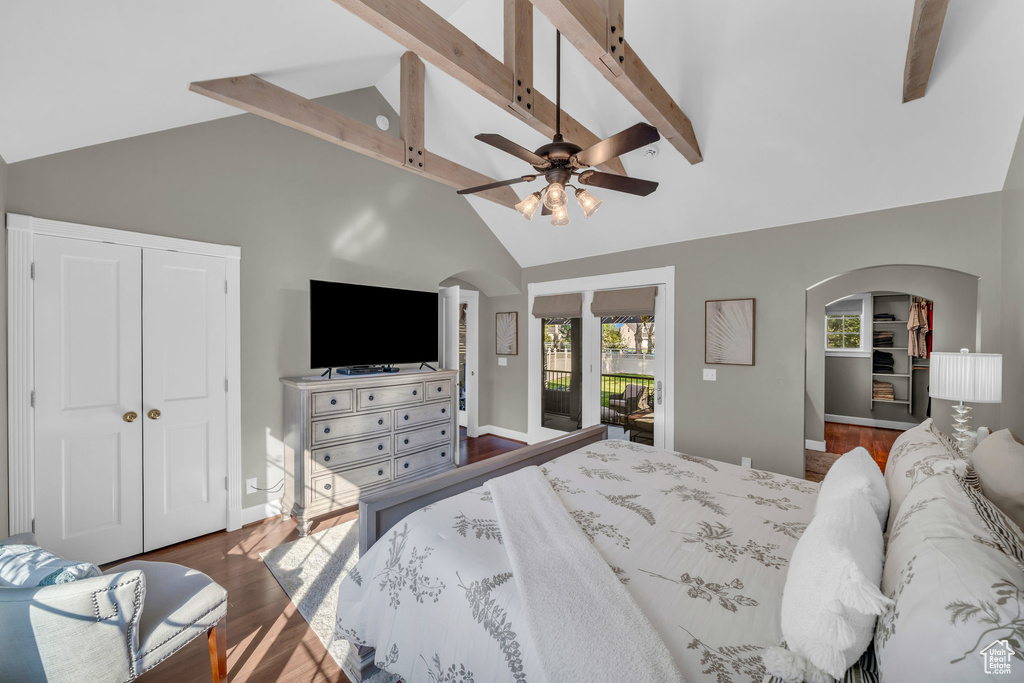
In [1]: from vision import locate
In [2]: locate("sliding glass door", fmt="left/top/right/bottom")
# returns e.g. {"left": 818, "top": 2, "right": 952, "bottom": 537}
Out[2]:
{"left": 599, "top": 315, "right": 655, "bottom": 443}
{"left": 541, "top": 317, "right": 583, "bottom": 432}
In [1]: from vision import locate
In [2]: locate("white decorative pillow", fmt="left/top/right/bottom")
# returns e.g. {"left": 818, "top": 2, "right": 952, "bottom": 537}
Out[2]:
{"left": 876, "top": 471, "right": 1024, "bottom": 682}
{"left": 0, "top": 543, "right": 101, "bottom": 587}
{"left": 765, "top": 493, "right": 890, "bottom": 681}
{"left": 884, "top": 419, "right": 965, "bottom": 535}
{"left": 971, "top": 429, "right": 1024, "bottom": 532}
{"left": 815, "top": 446, "right": 889, "bottom": 529}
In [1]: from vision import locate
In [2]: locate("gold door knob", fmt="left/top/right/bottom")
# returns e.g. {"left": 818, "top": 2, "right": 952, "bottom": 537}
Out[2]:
{"left": 123, "top": 411, "right": 138, "bottom": 423}
{"left": 147, "top": 409, "right": 162, "bottom": 420}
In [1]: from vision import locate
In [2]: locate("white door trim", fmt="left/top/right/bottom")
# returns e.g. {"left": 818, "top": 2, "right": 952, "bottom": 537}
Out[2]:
{"left": 460, "top": 290, "right": 481, "bottom": 438}
{"left": 527, "top": 266, "right": 675, "bottom": 447}
{"left": 6, "top": 213, "right": 244, "bottom": 534}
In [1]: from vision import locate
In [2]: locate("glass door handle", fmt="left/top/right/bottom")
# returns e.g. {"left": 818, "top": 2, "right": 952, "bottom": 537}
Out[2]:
{"left": 656, "top": 381, "right": 663, "bottom": 405}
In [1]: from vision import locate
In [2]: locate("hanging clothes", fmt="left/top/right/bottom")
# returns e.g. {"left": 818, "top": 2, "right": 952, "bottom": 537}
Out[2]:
{"left": 908, "top": 297, "right": 930, "bottom": 359}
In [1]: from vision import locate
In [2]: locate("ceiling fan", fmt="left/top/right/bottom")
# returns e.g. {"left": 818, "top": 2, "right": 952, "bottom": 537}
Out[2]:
{"left": 457, "top": 31, "right": 661, "bottom": 225}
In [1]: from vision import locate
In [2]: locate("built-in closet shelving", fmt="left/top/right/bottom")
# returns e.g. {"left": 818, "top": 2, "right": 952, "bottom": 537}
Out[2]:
{"left": 871, "top": 293, "right": 915, "bottom": 413}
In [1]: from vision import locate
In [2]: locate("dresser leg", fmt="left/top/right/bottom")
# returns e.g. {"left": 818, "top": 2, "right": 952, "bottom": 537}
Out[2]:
{"left": 297, "top": 517, "right": 312, "bottom": 536}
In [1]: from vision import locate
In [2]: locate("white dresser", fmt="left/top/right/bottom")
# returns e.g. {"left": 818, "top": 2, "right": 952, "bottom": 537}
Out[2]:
{"left": 280, "top": 369, "right": 459, "bottom": 535}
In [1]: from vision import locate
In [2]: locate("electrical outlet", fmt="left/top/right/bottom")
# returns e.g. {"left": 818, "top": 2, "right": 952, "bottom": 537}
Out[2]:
{"left": 703, "top": 368, "right": 716, "bottom": 381}
{"left": 741, "top": 457, "right": 752, "bottom": 468}
{"left": 246, "top": 478, "right": 258, "bottom": 495}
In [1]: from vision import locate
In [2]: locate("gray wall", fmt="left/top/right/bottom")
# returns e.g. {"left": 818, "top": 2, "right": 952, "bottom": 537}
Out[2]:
{"left": 3, "top": 87, "right": 522, "bottom": 519}
{"left": 478, "top": 294, "right": 529, "bottom": 434}
{"left": 0, "top": 153, "right": 7, "bottom": 535}
{"left": 516, "top": 193, "right": 1004, "bottom": 478}
{"left": 812, "top": 270, "right": 983, "bottom": 438}
{"left": 1003, "top": 117, "right": 1024, "bottom": 437}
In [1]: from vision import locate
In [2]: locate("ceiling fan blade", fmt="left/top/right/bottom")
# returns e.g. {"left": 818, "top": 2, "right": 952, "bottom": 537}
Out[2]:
{"left": 571, "top": 122, "right": 660, "bottom": 169}
{"left": 475, "top": 134, "right": 551, "bottom": 168}
{"left": 542, "top": 203, "right": 552, "bottom": 216}
{"left": 577, "top": 170, "right": 659, "bottom": 197}
{"left": 457, "top": 175, "right": 536, "bottom": 195}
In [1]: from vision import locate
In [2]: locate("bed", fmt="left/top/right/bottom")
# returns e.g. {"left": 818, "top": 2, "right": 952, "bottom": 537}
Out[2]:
{"left": 334, "top": 427, "right": 817, "bottom": 683}
{"left": 334, "top": 420, "right": 1024, "bottom": 683}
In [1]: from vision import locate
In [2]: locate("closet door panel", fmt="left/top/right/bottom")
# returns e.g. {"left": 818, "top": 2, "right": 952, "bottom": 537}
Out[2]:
{"left": 33, "top": 236, "right": 143, "bottom": 565}
{"left": 142, "top": 250, "right": 227, "bottom": 552}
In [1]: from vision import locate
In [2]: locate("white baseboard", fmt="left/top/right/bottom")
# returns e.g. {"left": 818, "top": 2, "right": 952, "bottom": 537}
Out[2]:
{"left": 825, "top": 414, "right": 919, "bottom": 431}
{"left": 805, "top": 439, "right": 827, "bottom": 452}
{"left": 477, "top": 425, "right": 529, "bottom": 443}
{"left": 241, "top": 499, "right": 283, "bottom": 526}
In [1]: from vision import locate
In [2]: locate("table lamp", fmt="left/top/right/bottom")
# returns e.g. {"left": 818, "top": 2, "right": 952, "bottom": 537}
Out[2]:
{"left": 929, "top": 348, "right": 1002, "bottom": 448}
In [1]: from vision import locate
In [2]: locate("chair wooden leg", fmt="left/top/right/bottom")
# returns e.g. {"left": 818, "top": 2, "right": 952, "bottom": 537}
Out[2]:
{"left": 207, "top": 616, "right": 227, "bottom": 682}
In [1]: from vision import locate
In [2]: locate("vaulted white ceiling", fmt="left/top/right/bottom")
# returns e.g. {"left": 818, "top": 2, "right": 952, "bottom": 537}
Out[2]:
{"left": 3, "top": 1, "right": 1023, "bottom": 268}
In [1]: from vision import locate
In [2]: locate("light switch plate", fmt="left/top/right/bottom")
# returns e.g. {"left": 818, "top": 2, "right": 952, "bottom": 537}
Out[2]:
{"left": 741, "top": 457, "right": 752, "bottom": 468}
{"left": 498, "top": 357, "right": 508, "bottom": 366}
{"left": 703, "top": 368, "right": 716, "bottom": 381}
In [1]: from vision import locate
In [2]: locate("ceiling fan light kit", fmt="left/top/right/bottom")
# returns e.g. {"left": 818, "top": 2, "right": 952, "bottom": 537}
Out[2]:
{"left": 458, "top": 30, "right": 662, "bottom": 226}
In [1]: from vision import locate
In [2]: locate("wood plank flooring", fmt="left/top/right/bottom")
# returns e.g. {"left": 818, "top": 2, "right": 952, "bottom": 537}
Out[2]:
{"left": 129, "top": 429, "right": 524, "bottom": 683}
{"left": 823, "top": 421, "right": 904, "bottom": 471}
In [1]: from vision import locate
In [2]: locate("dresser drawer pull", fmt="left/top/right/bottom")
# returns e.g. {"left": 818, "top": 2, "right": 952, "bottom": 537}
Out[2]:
{"left": 441, "top": 408, "right": 446, "bottom": 414}
{"left": 404, "top": 414, "right": 409, "bottom": 420}
{"left": 378, "top": 444, "right": 384, "bottom": 451}
{"left": 404, "top": 462, "right": 410, "bottom": 469}
{"left": 324, "top": 455, "right": 331, "bottom": 462}
{"left": 330, "top": 398, "right": 337, "bottom": 405}
{"left": 324, "top": 483, "right": 332, "bottom": 490}
{"left": 412, "top": 389, "right": 418, "bottom": 396}
{"left": 324, "top": 427, "right": 331, "bottom": 434}
{"left": 377, "top": 469, "right": 384, "bottom": 476}
{"left": 437, "top": 386, "right": 443, "bottom": 393}
{"left": 404, "top": 438, "right": 410, "bottom": 445}
{"left": 368, "top": 395, "right": 374, "bottom": 401}
{"left": 441, "top": 452, "right": 446, "bottom": 458}
{"left": 378, "top": 419, "right": 384, "bottom": 425}
{"left": 441, "top": 430, "right": 446, "bottom": 436}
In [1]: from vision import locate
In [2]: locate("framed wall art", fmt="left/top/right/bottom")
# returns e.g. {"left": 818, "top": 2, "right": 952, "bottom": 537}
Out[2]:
{"left": 705, "top": 298, "right": 755, "bottom": 366}
{"left": 496, "top": 311, "right": 518, "bottom": 355}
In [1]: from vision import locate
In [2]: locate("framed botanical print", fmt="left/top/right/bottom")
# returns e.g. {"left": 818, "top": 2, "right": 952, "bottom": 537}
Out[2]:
{"left": 705, "top": 298, "right": 755, "bottom": 366}
{"left": 496, "top": 312, "right": 518, "bottom": 355}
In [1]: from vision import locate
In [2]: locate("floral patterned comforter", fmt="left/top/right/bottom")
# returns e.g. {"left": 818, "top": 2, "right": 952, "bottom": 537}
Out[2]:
{"left": 334, "top": 439, "right": 818, "bottom": 683}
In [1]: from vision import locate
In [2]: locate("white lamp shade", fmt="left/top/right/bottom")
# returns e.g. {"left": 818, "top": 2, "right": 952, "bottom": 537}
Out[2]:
{"left": 929, "top": 351, "right": 1002, "bottom": 403}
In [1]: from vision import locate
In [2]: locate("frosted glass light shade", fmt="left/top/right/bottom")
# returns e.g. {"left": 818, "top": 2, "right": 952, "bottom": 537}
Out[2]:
{"left": 543, "top": 183, "right": 568, "bottom": 210}
{"left": 930, "top": 349, "right": 1002, "bottom": 403}
{"left": 575, "top": 188, "right": 602, "bottom": 218}
{"left": 550, "top": 205, "right": 570, "bottom": 226}
{"left": 515, "top": 192, "right": 542, "bottom": 220}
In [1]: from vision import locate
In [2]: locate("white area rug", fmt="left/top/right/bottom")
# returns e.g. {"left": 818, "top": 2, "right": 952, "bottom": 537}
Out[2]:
{"left": 260, "top": 521, "right": 398, "bottom": 683}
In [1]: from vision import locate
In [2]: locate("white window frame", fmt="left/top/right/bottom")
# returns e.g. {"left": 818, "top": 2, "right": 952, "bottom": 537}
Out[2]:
{"left": 824, "top": 293, "right": 872, "bottom": 358}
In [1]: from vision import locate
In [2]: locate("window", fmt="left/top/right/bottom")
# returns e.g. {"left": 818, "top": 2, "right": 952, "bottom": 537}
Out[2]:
{"left": 825, "top": 293, "right": 871, "bottom": 355}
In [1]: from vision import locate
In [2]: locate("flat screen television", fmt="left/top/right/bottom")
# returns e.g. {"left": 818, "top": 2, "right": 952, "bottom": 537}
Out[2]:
{"left": 310, "top": 280, "right": 439, "bottom": 369}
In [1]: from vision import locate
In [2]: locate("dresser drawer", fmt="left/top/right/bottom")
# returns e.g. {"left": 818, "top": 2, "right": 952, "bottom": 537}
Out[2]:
{"left": 395, "top": 420, "right": 453, "bottom": 454}
{"left": 395, "top": 445, "right": 453, "bottom": 479}
{"left": 312, "top": 411, "right": 390, "bottom": 445}
{"left": 310, "top": 460, "right": 392, "bottom": 504}
{"left": 394, "top": 401, "right": 453, "bottom": 429}
{"left": 311, "top": 437, "right": 391, "bottom": 473}
{"left": 425, "top": 379, "right": 452, "bottom": 399}
{"left": 312, "top": 389, "right": 353, "bottom": 417}
{"left": 357, "top": 382, "right": 424, "bottom": 410}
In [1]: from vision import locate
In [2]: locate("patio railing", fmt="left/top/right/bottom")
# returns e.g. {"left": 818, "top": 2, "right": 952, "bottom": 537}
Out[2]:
{"left": 542, "top": 369, "right": 572, "bottom": 416}
{"left": 542, "top": 370, "right": 654, "bottom": 425}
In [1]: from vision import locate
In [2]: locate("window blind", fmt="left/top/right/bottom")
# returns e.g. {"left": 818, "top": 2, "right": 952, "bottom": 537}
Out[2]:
{"left": 532, "top": 293, "right": 583, "bottom": 318}
{"left": 590, "top": 286, "right": 657, "bottom": 317}
{"left": 826, "top": 295, "right": 864, "bottom": 315}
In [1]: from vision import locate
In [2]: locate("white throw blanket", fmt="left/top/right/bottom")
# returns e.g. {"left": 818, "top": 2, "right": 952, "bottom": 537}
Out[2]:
{"left": 486, "top": 466, "right": 686, "bottom": 683}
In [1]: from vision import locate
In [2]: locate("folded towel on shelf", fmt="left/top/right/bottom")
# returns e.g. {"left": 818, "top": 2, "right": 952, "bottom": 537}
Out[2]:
{"left": 873, "top": 313, "right": 897, "bottom": 321}
{"left": 873, "top": 350, "right": 895, "bottom": 373}
{"left": 872, "top": 380, "right": 895, "bottom": 400}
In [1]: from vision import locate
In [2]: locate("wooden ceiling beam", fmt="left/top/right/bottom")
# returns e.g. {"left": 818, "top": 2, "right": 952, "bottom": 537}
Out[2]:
{"left": 903, "top": 0, "right": 949, "bottom": 103}
{"left": 329, "top": 0, "right": 627, "bottom": 176}
{"left": 504, "top": 0, "right": 534, "bottom": 119}
{"left": 189, "top": 75, "right": 520, "bottom": 209}
{"left": 528, "top": 0, "right": 703, "bottom": 164}
{"left": 400, "top": 51, "right": 426, "bottom": 170}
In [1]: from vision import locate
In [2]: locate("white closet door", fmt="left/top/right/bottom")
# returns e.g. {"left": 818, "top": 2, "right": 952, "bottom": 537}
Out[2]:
{"left": 439, "top": 285, "right": 460, "bottom": 371}
{"left": 33, "top": 236, "right": 144, "bottom": 565}
{"left": 142, "top": 250, "right": 227, "bottom": 551}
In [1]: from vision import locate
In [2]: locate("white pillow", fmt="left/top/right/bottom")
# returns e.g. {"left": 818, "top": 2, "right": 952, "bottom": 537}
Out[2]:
{"left": 884, "top": 419, "right": 965, "bottom": 535}
{"left": 0, "top": 543, "right": 100, "bottom": 587}
{"left": 766, "top": 492, "right": 891, "bottom": 681}
{"left": 815, "top": 447, "right": 889, "bottom": 530}
{"left": 971, "top": 429, "right": 1024, "bottom": 531}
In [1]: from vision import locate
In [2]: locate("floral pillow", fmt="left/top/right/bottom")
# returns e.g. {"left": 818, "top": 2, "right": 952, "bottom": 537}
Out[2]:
{"left": 883, "top": 419, "right": 965, "bottom": 535}
{"left": 876, "top": 471, "right": 1024, "bottom": 682}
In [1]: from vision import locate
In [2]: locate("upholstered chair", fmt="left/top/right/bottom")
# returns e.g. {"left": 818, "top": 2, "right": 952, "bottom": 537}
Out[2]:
{"left": 0, "top": 533, "right": 227, "bottom": 682}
